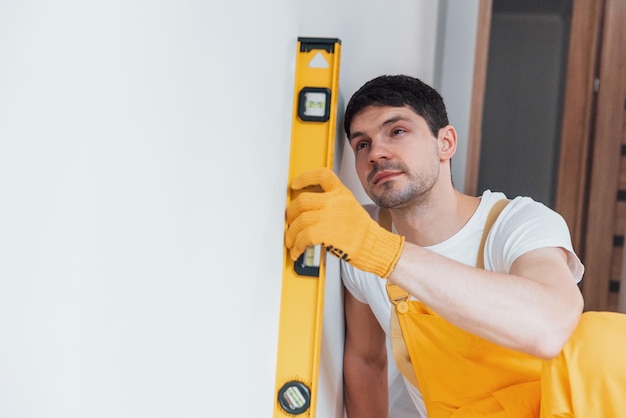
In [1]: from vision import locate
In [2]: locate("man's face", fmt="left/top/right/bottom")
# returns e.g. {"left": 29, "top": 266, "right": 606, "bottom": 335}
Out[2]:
{"left": 348, "top": 105, "right": 441, "bottom": 209}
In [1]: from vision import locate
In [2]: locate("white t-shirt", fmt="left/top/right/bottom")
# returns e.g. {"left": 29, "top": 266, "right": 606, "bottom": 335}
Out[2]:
{"left": 341, "top": 190, "right": 584, "bottom": 417}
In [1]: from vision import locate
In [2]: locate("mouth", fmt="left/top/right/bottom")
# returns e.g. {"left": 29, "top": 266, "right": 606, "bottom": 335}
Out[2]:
{"left": 372, "top": 170, "right": 402, "bottom": 185}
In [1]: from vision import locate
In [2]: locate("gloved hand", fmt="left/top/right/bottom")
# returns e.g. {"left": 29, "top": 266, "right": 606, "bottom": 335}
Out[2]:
{"left": 285, "top": 167, "right": 405, "bottom": 278}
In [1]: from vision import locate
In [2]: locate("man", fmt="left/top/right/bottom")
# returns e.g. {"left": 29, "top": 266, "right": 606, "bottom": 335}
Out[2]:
{"left": 285, "top": 75, "right": 626, "bottom": 417}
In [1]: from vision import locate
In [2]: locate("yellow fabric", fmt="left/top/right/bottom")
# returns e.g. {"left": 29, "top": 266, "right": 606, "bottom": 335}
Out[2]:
{"left": 286, "top": 167, "right": 404, "bottom": 278}
{"left": 398, "top": 301, "right": 541, "bottom": 417}
{"left": 395, "top": 300, "right": 626, "bottom": 418}
{"left": 540, "top": 311, "right": 626, "bottom": 417}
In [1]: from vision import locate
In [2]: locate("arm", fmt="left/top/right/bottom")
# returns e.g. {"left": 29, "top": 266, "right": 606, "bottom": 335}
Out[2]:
{"left": 343, "top": 288, "right": 388, "bottom": 418}
{"left": 389, "top": 245, "right": 583, "bottom": 359}
{"left": 285, "top": 168, "right": 583, "bottom": 359}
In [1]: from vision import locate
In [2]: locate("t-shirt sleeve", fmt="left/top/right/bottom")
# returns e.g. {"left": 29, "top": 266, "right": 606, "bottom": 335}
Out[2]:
{"left": 485, "top": 197, "right": 584, "bottom": 282}
{"left": 341, "top": 260, "right": 369, "bottom": 304}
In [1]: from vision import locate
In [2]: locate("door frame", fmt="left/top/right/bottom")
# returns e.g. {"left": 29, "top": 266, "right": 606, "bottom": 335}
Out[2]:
{"left": 467, "top": 0, "right": 626, "bottom": 311}
{"left": 576, "top": 0, "right": 626, "bottom": 311}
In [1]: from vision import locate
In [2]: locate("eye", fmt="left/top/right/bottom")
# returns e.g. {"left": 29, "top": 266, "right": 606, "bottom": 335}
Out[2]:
{"left": 391, "top": 127, "right": 406, "bottom": 136}
{"left": 355, "top": 141, "right": 370, "bottom": 151}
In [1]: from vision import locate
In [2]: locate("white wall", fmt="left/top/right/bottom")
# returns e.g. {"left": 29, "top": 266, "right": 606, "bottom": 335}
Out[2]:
{"left": 0, "top": 1, "right": 475, "bottom": 417}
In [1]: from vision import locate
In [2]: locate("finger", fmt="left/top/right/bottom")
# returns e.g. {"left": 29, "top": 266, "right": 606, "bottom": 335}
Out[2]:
{"left": 286, "top": 191, "right": 329, "bottom": 224}
{"left": 290, "top": 227, "right": 323, "bottom": 261}
{"left": 291, "top": 167, "right": 343, "bottom": 192}
{"left": 289, "top": 238, "right": 307, "bottom": 261}
{"left": 285, "top": 210, "right": 320, "bottom": 249}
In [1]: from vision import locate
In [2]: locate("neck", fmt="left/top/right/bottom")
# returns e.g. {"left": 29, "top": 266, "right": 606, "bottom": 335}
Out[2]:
{"left": 390, "top": 189, "right": 480, "bottom": 247}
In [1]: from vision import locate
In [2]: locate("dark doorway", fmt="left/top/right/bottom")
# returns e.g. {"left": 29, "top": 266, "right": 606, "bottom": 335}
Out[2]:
{"left": 477, "top": 0, "right": 573, "bottom": 208}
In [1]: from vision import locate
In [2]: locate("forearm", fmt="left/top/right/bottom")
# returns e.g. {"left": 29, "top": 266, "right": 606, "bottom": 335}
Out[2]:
{"left": 388, "top": 244, "right": 583, "bottom": 358}
{"left": 343, "top": 288, "right": 389, "bottom": 417}
{"left": 343, "top": 353, "right": 388, "bottom": 418}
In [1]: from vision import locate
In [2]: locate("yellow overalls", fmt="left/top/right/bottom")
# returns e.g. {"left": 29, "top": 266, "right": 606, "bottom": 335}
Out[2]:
{"left": 382, "top": 201, "right": 626, "bottom": 417}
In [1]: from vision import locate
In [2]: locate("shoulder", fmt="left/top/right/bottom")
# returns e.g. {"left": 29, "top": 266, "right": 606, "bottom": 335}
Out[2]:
{"left": 484, "top": 193, "right": 583, "bottom": 281}
{"left": 477, "top": 191, "right": 567, "bottom": 235}
{"left": 495, "top": 195, "right": 571, "bottom": 239}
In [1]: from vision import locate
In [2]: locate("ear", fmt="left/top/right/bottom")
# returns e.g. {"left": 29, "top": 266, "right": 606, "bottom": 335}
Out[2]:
{"left": 438, "top": 125, "right": 457, "bottom": 161}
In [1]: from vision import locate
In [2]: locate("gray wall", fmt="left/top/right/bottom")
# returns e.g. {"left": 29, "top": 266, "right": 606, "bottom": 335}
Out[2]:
{"left": 435, "top": 0, "right": 482, "bottom": 195}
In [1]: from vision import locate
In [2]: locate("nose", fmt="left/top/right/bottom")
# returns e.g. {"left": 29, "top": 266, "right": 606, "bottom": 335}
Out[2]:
{"left": 368, "top": 139, "right": 391, "bottom": 164}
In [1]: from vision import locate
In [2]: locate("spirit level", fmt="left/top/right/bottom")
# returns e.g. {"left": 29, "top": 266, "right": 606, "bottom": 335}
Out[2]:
{"left": 273, "top": 37, "right": 341, "bottom": 417}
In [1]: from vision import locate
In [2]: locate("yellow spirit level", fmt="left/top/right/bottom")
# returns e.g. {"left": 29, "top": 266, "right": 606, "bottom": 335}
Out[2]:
{"left": 273, "top": 37, "right": 341, "bottom": 417}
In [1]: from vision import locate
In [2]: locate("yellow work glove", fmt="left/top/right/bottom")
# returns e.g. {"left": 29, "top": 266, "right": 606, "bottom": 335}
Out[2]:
{"left": 285, "top": 167, "right": 405, "bottom": 278}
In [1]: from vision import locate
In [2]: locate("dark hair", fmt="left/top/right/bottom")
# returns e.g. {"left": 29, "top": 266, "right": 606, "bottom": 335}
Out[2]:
{"left": 343, "top": 75, "right": 449, "bottom": 138}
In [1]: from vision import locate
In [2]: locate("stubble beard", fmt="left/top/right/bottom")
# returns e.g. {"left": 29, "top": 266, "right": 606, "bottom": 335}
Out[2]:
{"left": 369, "top": 178, "right": 436, "bottom": 209}
{"left": 366, "top": 163, "right": 439, "bottom": 209}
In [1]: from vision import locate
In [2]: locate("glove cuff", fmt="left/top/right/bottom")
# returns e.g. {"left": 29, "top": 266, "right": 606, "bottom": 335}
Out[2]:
{"left": 370, "top": 230, "right": 405, "bottom": 278}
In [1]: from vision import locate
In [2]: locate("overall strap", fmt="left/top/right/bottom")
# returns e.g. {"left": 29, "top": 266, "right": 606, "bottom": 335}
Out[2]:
{"left": 379, "top": 207, "right": 408, "bottom": 309}
{"left": 380, "top": 198, "right": 511, "bottom": 388}
{"left": 379, "top": 207, "right": 417, "bottom": 386}
{"left": 476, "top": 198, "right": 510, "bottom": 269}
